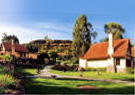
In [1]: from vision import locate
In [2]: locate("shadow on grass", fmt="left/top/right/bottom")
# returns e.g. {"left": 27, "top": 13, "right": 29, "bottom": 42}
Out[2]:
{"left": 15, "top": 68, "right": 36, "bottom": 76}
{"left": 25, "top": 78, "right": 134, "bottom": 94}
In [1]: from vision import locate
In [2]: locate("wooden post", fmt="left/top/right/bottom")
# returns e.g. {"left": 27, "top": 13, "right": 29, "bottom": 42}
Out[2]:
{"left": 131, "top": 57, "right": 134, "bottom": 73}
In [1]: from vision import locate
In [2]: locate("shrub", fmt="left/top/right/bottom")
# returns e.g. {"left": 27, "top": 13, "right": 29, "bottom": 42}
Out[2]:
{"left": 85, "top": 67, "right": 106, "bottom": 72}
{"left": 126, "top": 67, "right": 132, "bottom": 74}
{"left": 52, "top": 64, "right": 78, "bottom": 71}
{"left": 85, "top": 67, "right": 97, "bottom": 71}
{"left": 0, "top": 74, "right": 14, "bottom": 93}
{"left": 97, "top": 67, "right": 106, "bottom": 72}
{"left": 1, "top": 55, "right": 13, "bottom": 62}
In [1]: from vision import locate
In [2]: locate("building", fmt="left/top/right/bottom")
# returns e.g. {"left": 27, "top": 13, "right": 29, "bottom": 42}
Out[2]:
{"left": 0, "top": 40, "right": 29, "bottom": 58}
{"left": 79, "top": 33, "right": 135, "bottom": 73}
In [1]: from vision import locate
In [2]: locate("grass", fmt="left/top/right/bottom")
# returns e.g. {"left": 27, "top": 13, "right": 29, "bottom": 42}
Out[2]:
{"left": 17, "top": 67, "right": 134, "bottom": 94}
{"left": 15, "top": 67, "right": 38, "bottom": 76}
{"left": 50, "top": 69, "right": 134, "bottom": 82}
{"left": 25, "top": 78, "right": 134, "bottom": 94}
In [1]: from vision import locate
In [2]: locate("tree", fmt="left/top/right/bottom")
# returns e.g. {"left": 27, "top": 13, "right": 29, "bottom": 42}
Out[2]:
{"left": 104, "top": 22, "right": 125, "bottom": 40}
{"left": 104, "top": 22, "right": 125, "bottom": 73}
{"left": 26, "top": 44, "right": 38, "bottom": 53}
{"left": 44, "top": 35, "right": 50, "bottom": 40}
{"left": 48, "top": 49, "right": 58, "bottom": 63}
{"left": 2, "top": 33, "right": 19, "bottom": 44}
{"left": 100, "top": 37, "right": 108, "bottom": 42}
{"left": 72, "top": 14, "right": 97, "bottom": 61}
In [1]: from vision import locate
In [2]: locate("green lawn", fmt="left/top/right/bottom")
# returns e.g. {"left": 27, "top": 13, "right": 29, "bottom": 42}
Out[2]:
{"left": 16, "top": 67, "right": 134, "bottom": 94}
{"left": 15, "top": 67, "right": 37, "bottom": 76}
{"left": 25, "top": 78, "right": 134, "bottom": 94}
{"left": 50, "top": 69, "right": 134, "bottom": 82}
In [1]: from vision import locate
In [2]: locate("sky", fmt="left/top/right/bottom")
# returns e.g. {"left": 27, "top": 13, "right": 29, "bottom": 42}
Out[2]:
{"left": 0, "top": 0, "right": 134, "bottom": 44}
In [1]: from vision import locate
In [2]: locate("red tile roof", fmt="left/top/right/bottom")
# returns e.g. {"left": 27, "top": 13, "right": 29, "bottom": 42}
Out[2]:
{"left": 131, "top": 47, "right": 135, "bottom": 57}
{"left": 81, "top": 38, "right": 130, "bottom": 60}
{"left": 2, "top": 43, "right": 28, "bottom": 53}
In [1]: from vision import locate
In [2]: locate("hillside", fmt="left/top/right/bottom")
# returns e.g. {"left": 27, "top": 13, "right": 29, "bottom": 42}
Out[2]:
{"left": 27, "top": 39, "right": 72, "bottom": 53}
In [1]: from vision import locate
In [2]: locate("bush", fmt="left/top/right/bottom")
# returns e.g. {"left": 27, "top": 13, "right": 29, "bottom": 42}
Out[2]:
{"left": 85, "top": 67, "right": 97, "bottom": 71}
{"left": 126, "top": 67, "right": 132, "bottom": 74}
{"left": 1, "top": 55, "right": 13, "bottom": 62}
{"left": 0, "top": 74, "right": 14, "bottom": 93}
{"left": 97, "top": 67, "right": 106, "bottom": 72}
{"left": 85, "top": 67, "right": 106, "bottom": 72}
{"left": 52, "top": 64, "right": 78, "bottom": 71}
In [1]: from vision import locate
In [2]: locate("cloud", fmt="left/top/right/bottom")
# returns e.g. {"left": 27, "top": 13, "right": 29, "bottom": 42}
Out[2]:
{"left": 36, "top": 22, "right": 73, "bottom": 33}
{"left": 0, "top": 22, "right": 73, "bottom": 44}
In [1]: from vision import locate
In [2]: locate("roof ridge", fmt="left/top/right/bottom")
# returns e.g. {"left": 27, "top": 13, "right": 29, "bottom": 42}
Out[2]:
{"left": 92, "top": 38, "right": 129, "bottom": 46}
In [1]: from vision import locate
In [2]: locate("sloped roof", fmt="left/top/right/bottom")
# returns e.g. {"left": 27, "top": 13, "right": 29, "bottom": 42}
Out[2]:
{"left": 81, "top": 38, "right": 130, "bottom": 60}
{"left": 2, "top": 43, "right": 28, "bottom": 53}
{"left": 131, "top": 47, "right": 135, "bottom": 57}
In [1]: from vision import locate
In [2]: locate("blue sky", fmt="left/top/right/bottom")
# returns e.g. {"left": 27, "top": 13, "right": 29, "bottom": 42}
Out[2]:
{"left": 0, "top": 0, "right": 134, "bottom": 44}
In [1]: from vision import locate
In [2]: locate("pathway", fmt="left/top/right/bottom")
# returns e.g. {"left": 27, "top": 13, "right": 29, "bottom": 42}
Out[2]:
{"left": 27, "top": 66, "right": 134, "bottom": 85}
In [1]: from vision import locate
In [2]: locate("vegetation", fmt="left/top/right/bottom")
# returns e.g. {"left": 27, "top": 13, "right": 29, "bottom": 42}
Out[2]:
{"left": 15, "top": 68, "right": 37, "bottom": 76}
{"left": 48, "top": 49, "right": 58, "bottom": 63}
{"left": 25, "top": 78, "right": 133, "bottom": 94}
{"left": 0, "top": 66, "right": 15, "bottom": 93}
{"left": 101, "top": 22, "right": 125, "bottom": 42}
{"left": 0, "top": 55, "right": 13, "bottom": 63}
{"left": 85, "top": 67, "right": 106, "bottom": 72}
{"left": 72, "top": 14, "right": 97, "bottom": 63}
{"left": 1, "top": 33, "right": 19, "bottom": 44}
{"left": 26, "top": 44, "right": 39, "bottom": 53}
{"left": 15, "top": 67, "right": 134, "bottom": 94}
{"left": 50, "top": 69, "right": 134, "bottom": 82}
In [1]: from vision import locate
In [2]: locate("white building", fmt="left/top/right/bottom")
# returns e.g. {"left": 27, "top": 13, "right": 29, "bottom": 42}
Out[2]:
{"left": 79, "top": 33, "right": 135, "bottom": 73}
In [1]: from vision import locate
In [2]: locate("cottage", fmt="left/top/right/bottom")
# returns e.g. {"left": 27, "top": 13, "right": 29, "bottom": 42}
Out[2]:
{"left": 79, "top": 33, "right": 135, "bottom": 73}
{"left": 0, "top": 40, "right": 29, "bottom": 58}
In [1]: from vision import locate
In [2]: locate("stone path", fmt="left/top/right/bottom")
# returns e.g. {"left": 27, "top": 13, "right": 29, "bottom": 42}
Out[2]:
{"left": 27, "top": 66, "right": 134, "bottom": 85}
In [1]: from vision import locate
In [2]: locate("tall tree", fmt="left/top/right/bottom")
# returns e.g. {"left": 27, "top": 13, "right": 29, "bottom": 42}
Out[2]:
{"left": 104, "top": 22, "right": 125, "bottom": 40}
{"left": 72, "top": 14, "right": 97, "bottom": 61}
{"left": 2, "top": 33, "right": 19, "bottom": 44}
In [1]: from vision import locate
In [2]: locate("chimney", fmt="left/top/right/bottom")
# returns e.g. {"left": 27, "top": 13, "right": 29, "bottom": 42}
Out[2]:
{"left": 108, "top": 33, "right": 114, "bottom": 57}
{"left": 11, "top": 39, "right": 15, "bottom": 55}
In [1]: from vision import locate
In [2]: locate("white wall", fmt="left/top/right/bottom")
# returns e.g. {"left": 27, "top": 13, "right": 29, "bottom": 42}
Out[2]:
{"left": 87, "top": 59, "right": 108, "bottom": 68}
{"left": 116, "top": 58, "right": 126, "bottom": 69}
{"left": 116, "top": 58, "right": 126, "bottom": 73}
{"left": 79, "top": 59, "right": 87, "bottom": 68}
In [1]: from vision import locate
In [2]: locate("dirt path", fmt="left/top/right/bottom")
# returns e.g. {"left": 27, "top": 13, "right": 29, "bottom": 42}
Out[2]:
{"left": 27, "top": 66, "right": 134, "bottom": 85}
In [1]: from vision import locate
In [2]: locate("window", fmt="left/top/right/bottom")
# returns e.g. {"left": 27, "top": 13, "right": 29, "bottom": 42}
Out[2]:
{"left": 116, "top": 58, "right": 120, "bottom": 66}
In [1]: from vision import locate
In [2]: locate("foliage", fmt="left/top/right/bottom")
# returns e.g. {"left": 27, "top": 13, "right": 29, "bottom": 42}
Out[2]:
{"left": 0, "top": 74, "right": 14, "bottom": 93}
{"left": 26, "top": 44, "right": 38, "bottom": 53}
{"left": 52, "top": 64, "right": 78, "bottom": 71}
{"left": 44, "top": 35, "right": 50, "bottom": 40}
{"left": 104, "top": 22, "right": 125, "bottom": 40}
{"left": 1, "top": 33, "right": 19, "bottom": 44}
{"left": 126, "top": 67, "right": 132, "bottom": 74}
{"left": 72, "top": 14, "right": 97, "bottom": 62}
{"left": 14, "top": 58, "right": 43, "bottom": 69}
{"left": 85, "top": 67, "right": 106, "bottom": 72}
{"left": 48, "top": 49, "right": 58, "bottom": 63}
{"left": 100, "top": 37, "right": 108, "bottom": 42}
{"left": 1, "top": 55, "right": 13, "bottom": 62}
{"left": 63, "top": 50, "right": 72, "bottom": 60}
